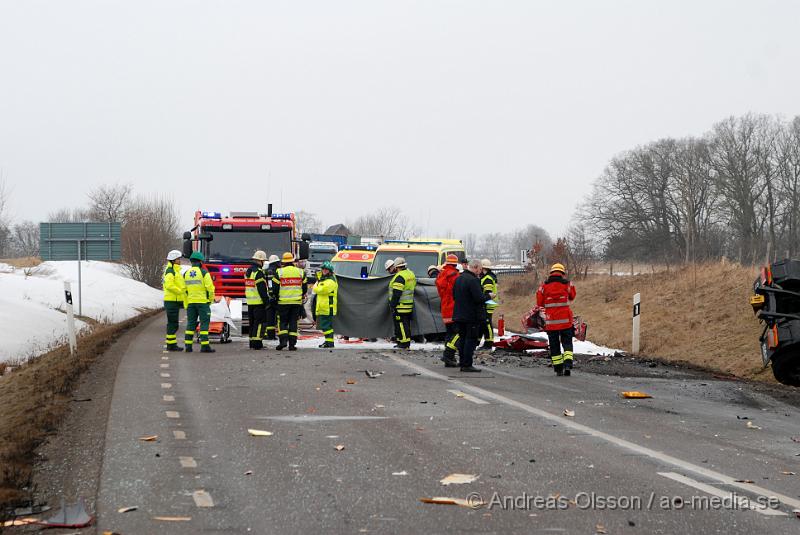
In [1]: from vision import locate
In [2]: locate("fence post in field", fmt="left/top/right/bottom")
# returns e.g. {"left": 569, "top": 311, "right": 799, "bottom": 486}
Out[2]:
{"left": 632, "top": 292, "right": 641, "bottom": 355}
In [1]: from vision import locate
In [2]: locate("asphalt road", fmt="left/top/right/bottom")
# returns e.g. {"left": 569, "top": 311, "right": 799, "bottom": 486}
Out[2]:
{"left": 88, "top": 316, "right": 800, "bottom": 534}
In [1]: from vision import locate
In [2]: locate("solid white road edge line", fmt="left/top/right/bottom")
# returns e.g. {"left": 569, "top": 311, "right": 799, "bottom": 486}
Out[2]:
{"left": 447, "top": 389, "right": 490, "bottom": 404}
{"left": 658, "top": 472, "right": 787, "bottom": 517}
{"left": 385, "top": 353, "right": 800, "bottom": 512}
{"left": 179, "top": 456, "right": 197, "bottom": 468}
{"left": 192, "top": 490, "right": 214, "bottom": 508}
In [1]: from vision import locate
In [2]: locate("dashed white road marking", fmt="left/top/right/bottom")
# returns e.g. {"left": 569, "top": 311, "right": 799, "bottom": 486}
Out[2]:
{"left": 173, "top": 430, "right": 186, "bottom": 440}
{"left": 163, "top": 395, "right": 175, "bottom": 402}
{"left": 160, "top": 373, "right": 171, "bottom": 378}
{"left": 162, "top": 356, "right": 169, "bottom": 360}
{"left": 387, "top": 354, "right": 800, "bottom": 513}
{"left": 179, "top": 456, "right": 198, "bottom": 468}
{"left": 659, "top": 472, "right": 787, "bottom": 517}
{"left": 192, "top": 490, "right": 214, "bottom": 507}
{"left": 165, "top": 411, "right": 180, "bottom": 419}
{"left": 447, "top": 389, "right": 489, "bottom": 404}
{"left": 161, "top": 383, "right": 172, "bottom": 389}
{"left": 161, "top": 363, "right": 170, "bottom": 369}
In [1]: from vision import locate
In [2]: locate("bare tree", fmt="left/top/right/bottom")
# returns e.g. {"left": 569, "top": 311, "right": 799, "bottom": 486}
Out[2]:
{"left": 348, "top": 206, "right": 418, "bottom": 239}
{"left": 508, "top": 224, "right": 552, "bottom": 262}
{"left": 87, "top": 183, "right": 132, "bottom": 223}
{"left": 11, "top": 221, "right": 39, "bottom": 257}
{"left": 0, "top": 178, "right": 10, "bottom": 256}
{"left": 478, "top": 232, "right": 510, "bottom": 262}
{"left": 47, "top": 207, "right": 92, "bottom": 223}
{"left": 461, "top": 233, "right": 477, "bottom": 257}
{"left": 566, "top": 223, "right": 595, "bottom": 279}
{"left": 777, "top": 117, "right": 800, "bottom": 256}
{"left": 122, "top": 194, "right": 180, "bottom": 287}
{"left": 296, "top": 210, "right": 323, "bottom": 234}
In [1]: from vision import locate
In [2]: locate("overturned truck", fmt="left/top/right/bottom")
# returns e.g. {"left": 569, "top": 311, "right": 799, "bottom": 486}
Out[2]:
{"left": 751, "top": 259, "right": 800, "bottom": 386}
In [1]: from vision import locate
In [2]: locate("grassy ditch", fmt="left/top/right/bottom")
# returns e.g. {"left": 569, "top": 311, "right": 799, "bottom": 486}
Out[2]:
{"left": 0, "top": 310, "right": 159, "bottom": 513}
{"left": 495, "top": 262, "right": 772, "bottom": 381}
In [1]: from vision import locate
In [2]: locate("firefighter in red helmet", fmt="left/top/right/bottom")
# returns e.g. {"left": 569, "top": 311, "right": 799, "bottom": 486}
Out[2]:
{"left": 536, "top": 263, "right": 576, "bottom": 376}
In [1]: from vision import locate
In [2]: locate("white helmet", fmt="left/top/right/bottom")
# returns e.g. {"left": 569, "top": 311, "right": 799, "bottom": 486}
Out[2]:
{"left": 481, "top": 258, "right": 492, "bottom": 269}
{"left": 252, "top": 250, "right": 267, "bottom": 262}
{"left": 384, "top": 259, "right": 396, "bottom": 271}
{"left": 394, "top": 257, "right": 407, "bottom": 268}
{"left": 268, "top": 254, "right": 280, "bottom": 264}
{"left": 167, "top": 249, "right": 182, "bottom": 261}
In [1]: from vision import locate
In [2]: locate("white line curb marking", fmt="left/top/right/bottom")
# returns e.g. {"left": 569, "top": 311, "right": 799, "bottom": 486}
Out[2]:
{"left": 173, "top": 430, "right": 186, "bottom": 440}
{"left": 447, "top": 389, "right": 489, "bottom": 404}
{"left": 165, "top": 411, "right": 180, "bottom": 419}
{"left": 659, "top": 472, "right": 787, "bottom": 517}
{"left": 161, "top": 383, "right": 172, "bottom": 389}
{"left": 160, "top": 373, "right": 171, "bottom": 378}
{"left": 386, "top": 354, "right": 800, "bottom": 512}
{"left": 163, "top": 395, "right": 175, "bottom": 402}
{"left": 192, "top": 490, "right": 214, "bottom": 507}
{"left": 179, "top": 456, "right": 197, "bottom": 468}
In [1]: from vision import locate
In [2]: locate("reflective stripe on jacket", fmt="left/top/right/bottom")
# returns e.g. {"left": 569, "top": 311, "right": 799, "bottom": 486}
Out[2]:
{"left": 389, "top": 268, "right": 417, "bottom": 313}
{"left": 245, "top": 264, "right": 269, "bottom": 306}
{"left": 535, "top": 274, "right": 576, "bottom": 331}
{"left": 184, "top": 265, "right": 215, "bottom": 304}
{"left": 163, "top": 263, "right": 185, "bottom": 302}
{"left": 313, "top": 274, "right": 338, "bottom": 316}
{"left": 481, "top": 271, "right": 498, "bottom": 313}
{"left": 274, "top": 265, "right": 307, "bottom": 305}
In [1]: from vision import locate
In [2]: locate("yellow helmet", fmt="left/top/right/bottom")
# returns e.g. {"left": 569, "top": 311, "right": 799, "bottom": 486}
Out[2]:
{"left": 550, "top": 263, "right": 566, "bottom": 274}
{"left": 281, "top": 252, "right": 295, "bottom": 263}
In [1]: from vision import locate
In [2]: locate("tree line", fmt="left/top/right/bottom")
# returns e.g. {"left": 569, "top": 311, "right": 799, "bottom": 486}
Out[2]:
{"left": 579, "top": 114, "right": 800, "bottom": 265}
{"left": 0, "top": 181, "right": 180, "bottom": 287}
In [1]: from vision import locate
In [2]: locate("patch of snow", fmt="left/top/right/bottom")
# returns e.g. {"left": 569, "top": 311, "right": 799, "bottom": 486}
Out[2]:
{"left": 1, "top": 261, "right": 162, "bottom": 363}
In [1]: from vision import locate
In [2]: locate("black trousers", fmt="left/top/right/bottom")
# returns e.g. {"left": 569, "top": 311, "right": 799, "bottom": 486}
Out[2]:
{"left": 277, "top": 304, "right": 302, "bottom": 347}
{"left": 443, "top": 322, "right": 459, "bottom": 359}
{"left": 456, "top": 321, "right": 481, "bottom": 368}
{"left": 547, "top": 328, "right": 574, "bottom": 366}
{"left": 481, "top": 312, "right": 494, "bottom": 347}
{"left": 265, "top": 304, "right": 277, "bottom": 339}
{"left": 393, "top": 311, "right": 412, "bottom": 346}
{"left": 247, "top": 304, "right": 267, "bottom": 347}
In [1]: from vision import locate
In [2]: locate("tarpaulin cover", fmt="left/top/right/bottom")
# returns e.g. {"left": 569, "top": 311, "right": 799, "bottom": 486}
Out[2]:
{"left": 333, "top": 276, "right": 445, "bottom": 338}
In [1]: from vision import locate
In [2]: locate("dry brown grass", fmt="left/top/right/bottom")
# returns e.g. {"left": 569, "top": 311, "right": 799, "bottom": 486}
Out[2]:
{"left": 496, "top": 262, "right": 770, "bottom": 380}
{"left": 0, "top": 310, "right": 159, "bottom": 510}
{"left": 0, "top": 257, "right": 42, "bottom": 269}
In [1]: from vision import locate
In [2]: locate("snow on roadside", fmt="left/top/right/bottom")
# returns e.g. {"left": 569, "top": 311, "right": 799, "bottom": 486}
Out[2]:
{"left": 0, "top": 261, "right": 162, "bottom": 363}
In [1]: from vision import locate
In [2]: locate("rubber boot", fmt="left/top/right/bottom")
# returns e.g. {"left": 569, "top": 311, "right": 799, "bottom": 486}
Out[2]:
{"left": 167, "top": 344, "right": 183, "bottom": 352}
{"left": 200, "top": 345, "right": 216, "bottom": 353}
{"left": 185, "top": 345, "right": 193, "bottom": 353}
{"left": 554, "top": 364, "right": 564, "bottom": 376}
{"left": 564, "top": 360, "right": 572, "bottom": 376}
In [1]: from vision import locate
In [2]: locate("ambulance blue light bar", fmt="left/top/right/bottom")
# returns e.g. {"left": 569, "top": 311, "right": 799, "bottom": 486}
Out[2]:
{"left": 341, "top": 245, "right": 377, "bottom": 251}
{"left": 271, "top": 213, "right": 293, "bottom": 220}
{"left": 202, "top": 211, "right": 222, "bottom": 219}
{"left": 384, "top": 240, "right": 442, "bottom": 245}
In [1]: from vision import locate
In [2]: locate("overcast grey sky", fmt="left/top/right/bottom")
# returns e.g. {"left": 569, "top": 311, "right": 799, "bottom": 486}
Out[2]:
{"left": 1, "top": 0, "right": 799, "bottom": 237}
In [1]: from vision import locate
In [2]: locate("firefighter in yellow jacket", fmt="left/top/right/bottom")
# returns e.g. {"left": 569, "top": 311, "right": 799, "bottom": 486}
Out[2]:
{"left": 162, "top": 249, "right": 186, "bottom": 351}
{"left": 388, "top": 257, "right": 416, "bottom": 349}
{"left": 183, "top": 251, "right": 216, "bottom": 353}
{"left": 271, "top": 252, "right": 308, "bottom": 351}
{"left": 313, "top": 261, "right": 338, "bottom": 348}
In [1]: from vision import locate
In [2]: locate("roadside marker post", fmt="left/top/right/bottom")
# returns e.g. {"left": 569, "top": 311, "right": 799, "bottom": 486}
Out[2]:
{"left": 64, "top": 281, "right": 78, "bottom": 355}
{"left": 632, "top": 292, "right": 641, "bottom": 355}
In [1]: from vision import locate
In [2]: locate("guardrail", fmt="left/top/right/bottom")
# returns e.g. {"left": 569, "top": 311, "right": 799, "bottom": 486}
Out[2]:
{"left": 494, "top": 267, "right": 528, "bottom": 276}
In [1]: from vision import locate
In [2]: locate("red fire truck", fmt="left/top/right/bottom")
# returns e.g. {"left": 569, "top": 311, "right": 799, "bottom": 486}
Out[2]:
{"left": 183, "top": 205, "right": 309, "bottom": 340}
